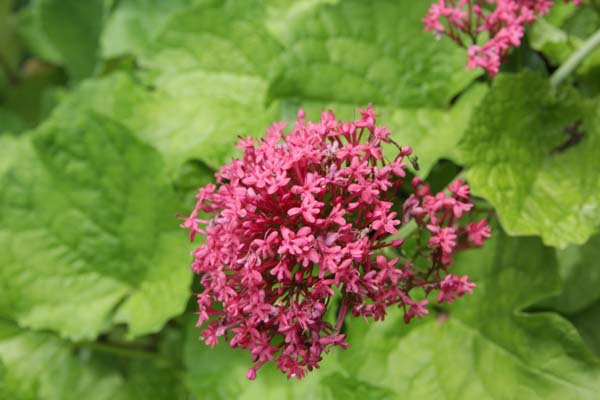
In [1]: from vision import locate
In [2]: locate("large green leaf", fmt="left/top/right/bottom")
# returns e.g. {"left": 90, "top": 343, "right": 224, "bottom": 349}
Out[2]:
{"left": 101, "top": 1, "right": 287, "bottom": 172}
{"left": 0, "top": 113, "right": 191, "bottom": 340}
{"left": 0, "top": 319, "right": 188, "bottom": 400}
{"left": 268, "top": 0, "right": 477, "bottom": 108}
{"left": 0, "top": 107, "right": 26, "bottom": 133}
{"left": 17, "top": 0, "right": 106, "bottom": 80}
{"left": 0, "top": 0, "right": 21, "bottom": 74}
{"left": 570, "top": 300, "right": 600, "bottom": 357}
{"left": 459, "top": 72, "right": 600, "bottom": 248}
{"left": 544, "top": 232, "right": 600, "bottom": 314}
{"left": 100, "top": 0, "right": 204, "bottom": 59}
{"left": 339, "top": 229, "right": 600, "bottom": 398}
{"left": 47, "top": 71, "right": 278, "bottom": 174}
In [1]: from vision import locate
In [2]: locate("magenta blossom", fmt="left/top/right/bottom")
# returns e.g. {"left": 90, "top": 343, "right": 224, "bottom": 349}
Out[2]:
{"left": 183, "top": 107, "right": 490, "bottom": 380}
{"left": 423, "top": 0, "right": 580, "bottom": 76}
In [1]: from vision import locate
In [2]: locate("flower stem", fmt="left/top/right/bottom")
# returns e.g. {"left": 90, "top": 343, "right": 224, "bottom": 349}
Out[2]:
{"left": 77, "top": 341, "right": 167, "bottom": 362}
{"left": 550, "top": 28, "right": 600, "bottom": 88}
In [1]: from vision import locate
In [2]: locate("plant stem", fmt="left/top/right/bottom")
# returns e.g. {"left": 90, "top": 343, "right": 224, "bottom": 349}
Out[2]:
{"left": 550, "top": 28, "right": 600, "bottom": 88}
{"left": 78, "top": 341, "right": 166, "bottom": 362}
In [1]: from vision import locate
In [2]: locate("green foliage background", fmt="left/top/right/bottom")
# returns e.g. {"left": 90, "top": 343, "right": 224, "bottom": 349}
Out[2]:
{"left": 1, "top": 0, "right": 600, "bottom": 398}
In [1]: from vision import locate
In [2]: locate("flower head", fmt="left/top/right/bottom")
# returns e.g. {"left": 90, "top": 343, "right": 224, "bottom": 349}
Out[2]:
{"left": 183, "top": 107, "right": 490, "bottom": 379}
{"left": 423, "top": 0, "right": 580, "bottom": 76}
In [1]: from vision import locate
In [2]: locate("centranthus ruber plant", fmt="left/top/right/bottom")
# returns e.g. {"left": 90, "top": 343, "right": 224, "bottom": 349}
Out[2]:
{"left": 423, "top": 0, "right": 581, "bottom": 76}
{"left": 182, "top": 107, "right": 491, "bottom": 380}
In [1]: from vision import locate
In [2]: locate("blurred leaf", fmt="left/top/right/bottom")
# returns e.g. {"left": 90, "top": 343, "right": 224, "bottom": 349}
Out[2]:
{"left": 530, "top": 17, "right": 600, "bottom": 75}
{"left": 0, "top": 107, "right": 26, "bottom": 133}
{"left": 0, "top": 113, "right": 191, "bottom": 340}
{"left": 172, "top": 159, "right": 215, "bottom": 205}
{"left": 570, "top": 300, "right": 600, "bottom": 357}
{"left": 0, "top": 134, "right": 22, "bottom": 175}
{"left": 542, "top": 232, "right": 600, "bottom": 314}
{"left": 17, "top": 0, "right": 106, "bottom": 80}
{"left": 182, "top": 316, "right": 394, "bottom": 400}
{"left": 0, "top": 60, "right": 65, "bottom": 127}
{"left": 101, "top": 0, "right": 204, "bottom": 59}
{"left": 0, "top": 0, "right": 21, "bottom": 74}
{"left": 265, "top": 0, "right": 337, "bottom": 45}
{"left": 0, "top": 319, "right": 188, "bottom": 400}
{"left": 460, "top": 72, "right": 600, "bottom": 248}
{"left": 268, "top": 0, "right": 477, "bottom": 108}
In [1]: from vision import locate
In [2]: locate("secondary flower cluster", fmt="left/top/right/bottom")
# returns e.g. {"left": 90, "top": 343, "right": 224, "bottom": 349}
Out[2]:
{"left": 183, "top": 107, "right": 490, "bottom": 380}
{"left": 423, "top": 0, "right": 580, "bottom": 76}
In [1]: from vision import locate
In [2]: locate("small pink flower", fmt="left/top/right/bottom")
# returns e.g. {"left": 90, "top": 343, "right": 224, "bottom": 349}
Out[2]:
{"left": 467, "top": 219, "right": 492, "bottom": 246}
{"left": 437, "top": 274, "right": 476, "bottom": 304}
{"left": 404, "top": 299, "right": 430, "bottom": 323}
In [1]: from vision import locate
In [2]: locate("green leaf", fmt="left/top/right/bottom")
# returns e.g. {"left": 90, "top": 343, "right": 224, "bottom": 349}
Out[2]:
{"left": 0, "top": 107, "right": 26, "bottom": 134}
{"left": 137, "top": 0, "right": 284, "bottom": 168}
{"left": 0, "top": 62, "right": 65, "bottom": 128}
{"left": 0, "top": 113, "right": 191, "bottom": 340}
{"left": 75, "top": 0, "right": 288, "bottom": 173}
{"left": 543, "top": 232, "right": 600, "bottom": 314}
{"left": 530, "top": 16, "right": 600, "bottom": 76}
{"left": 0, "top": 0, "right": 21, "bottom": 74}
{"left": 268, "top": 0, "right": 477, "bottom": 108}
{"left": 339, "top": 229, "right": 600, "bottom": 398}
{"left": 0, "top": 319, "right": 188, "bottom": 400}
{"left": 570, "top": 300, "right": 600, "bottom": 357}
{"left": 100, "top": 0, "right": 204, "bottom": 59}
{"left": 46, "top": 71, "right": 278, "bottom": 174}
{"left": 16, "top": 0, "right": 106, "bottom": 80}
{"left": 460, "top": 72, "right": 600, "bottom": 248}
{"left": 530, "top": 4, "right": 600, "bottom": 97}
{"left": 265, "top": 0, "right": 338, "bottom": 45}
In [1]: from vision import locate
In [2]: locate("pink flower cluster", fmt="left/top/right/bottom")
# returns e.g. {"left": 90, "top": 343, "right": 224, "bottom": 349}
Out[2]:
{"left": 423, "top": 0, "right": 580, "bottom": 76}
{"left": 183, "top": 107, "right": 491, "bottom": 380}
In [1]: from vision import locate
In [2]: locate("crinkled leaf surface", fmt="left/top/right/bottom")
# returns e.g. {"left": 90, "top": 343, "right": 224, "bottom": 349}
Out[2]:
{"left": 268, "top": 0, "right": 477, "bottom": 108}
{"left": 47, "top": 71, "right": 277, "bottom": 175}
{"left": 0, "top": 319, "right": 187, "bottom": 400}
{"left": 460, "top": 72, "right": 600, "bottom": 247}
{"left": 138, "top": 0, "right": 284, "bottom": 170}
{"left": 0, "top": 113, "right": 191, "bottom": 340}
{"left": 85, "top": 0, "right": 478, "bottom": 176}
